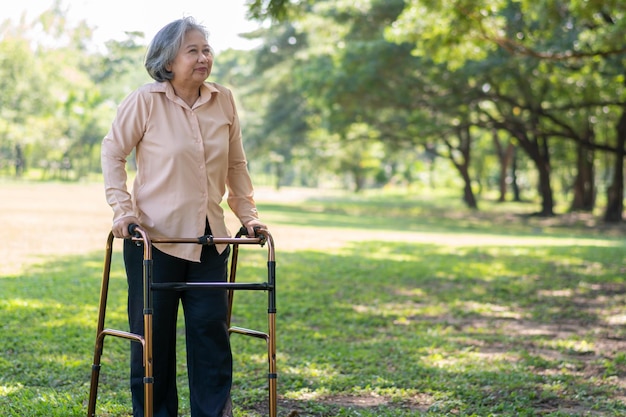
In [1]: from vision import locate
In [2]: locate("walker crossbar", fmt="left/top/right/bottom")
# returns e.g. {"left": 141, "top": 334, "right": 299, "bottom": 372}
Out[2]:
{"left": 151, "top": 282, "right": 272, "bottom": 291}
{"left": 87, "top": 226, "right": 277, "bottom": 417}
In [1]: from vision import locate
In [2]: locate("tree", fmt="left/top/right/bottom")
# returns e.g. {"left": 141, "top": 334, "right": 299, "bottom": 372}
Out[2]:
{"left": 0, "top": 20, "right": 56, "bottom": 177}
{"left": 388, "top": 0, "right": 626, "bottom": 218}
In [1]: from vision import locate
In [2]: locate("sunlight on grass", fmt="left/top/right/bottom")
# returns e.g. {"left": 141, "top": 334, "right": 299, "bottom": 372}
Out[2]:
{"left": 351, "top": 301, "right": 425, "bottom": 324}
{"left": 1, "top": 297, "right": 53, "bottom": 311}
{"left": 239, "top": 353, "right": 268, "bottom": 366}
{"left": 283, "top": 362, "right": 339, "bottom": 387}
{"left": 2, "top": 183, "right": 626, "bottom": 416}
{"left": 423, "top": 350, "right": 521, "bottom": 371}
{"left": 0, "top": 384, "right": 21, "bottom": 395}
{"left": 543, "top": 338, "right": 596, "bottom": 355}
{"left": 346, "top": 246, "right": 419, "bottom": 262}
{"left": 38, "top": 353, "right": 85, "bottom": 368}
{"left": 282, "top": 387, "right": 328, "bottom": 401}
{"left": 41, "top": 310, "right": 99, "bottom": 329}
{"left": 455, "top": 301, "right": 523, "bottom": 319}
{"left": 402, "top": 233, "right": 623, "bottom": 248}
{"left": 606, "top": 314, "right": 626, "bottom": 325}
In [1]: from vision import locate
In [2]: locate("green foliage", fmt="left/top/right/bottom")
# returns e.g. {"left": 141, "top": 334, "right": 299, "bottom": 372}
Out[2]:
{"left": 0, "top": 4, "right": 147, "bottom": 180}
{"left": 2, "top": 0, "right": 626, "bottom": 217}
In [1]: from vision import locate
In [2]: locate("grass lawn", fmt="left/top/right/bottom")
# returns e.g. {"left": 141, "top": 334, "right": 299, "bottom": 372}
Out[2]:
{"left": 1, "top": 181, "right": 626, "bottom": 416}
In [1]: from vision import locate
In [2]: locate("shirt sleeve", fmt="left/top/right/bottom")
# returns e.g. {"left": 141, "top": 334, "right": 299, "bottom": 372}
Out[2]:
{"left": 101, "top": 89, "right": 148, "bottom": 222}
{"left": 224, "top": 88, "right": 260, "bottom": 225}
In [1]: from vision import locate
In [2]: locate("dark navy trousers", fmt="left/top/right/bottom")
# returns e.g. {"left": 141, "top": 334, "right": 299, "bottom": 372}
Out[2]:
{"left": 124, "top": 238, "right": 232, "bottom": 417}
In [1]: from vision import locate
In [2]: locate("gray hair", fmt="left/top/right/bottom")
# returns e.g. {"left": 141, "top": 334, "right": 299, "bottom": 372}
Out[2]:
{"left": 144, "top": 17, "right": 210, "bottom": 82}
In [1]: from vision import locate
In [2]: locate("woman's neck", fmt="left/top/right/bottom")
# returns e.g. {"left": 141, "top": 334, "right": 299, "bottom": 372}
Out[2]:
{"left": 171, "top": 82, "right": 201, "bottom": 107}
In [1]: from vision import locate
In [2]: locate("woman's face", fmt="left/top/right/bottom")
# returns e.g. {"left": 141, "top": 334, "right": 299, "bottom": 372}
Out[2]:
{"left": 168, "top": 29, "right": 213, "bottom": 88}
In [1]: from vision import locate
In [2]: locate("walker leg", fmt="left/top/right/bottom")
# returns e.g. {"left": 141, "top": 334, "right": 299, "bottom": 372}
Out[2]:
{"left": 141, "top": 251, "right": 154, "bottom": 417}
{"left": 268, "top": 313, "right": 277, "bottom": 417}
{"left": 143, "top": 313, "right": 154, "bottom": 417}
{"left": 87, "top": 335, "right": 104, "bottom": 417}
{"left": 227, "top": 243, "right": 240, "bottom": 327}
{"left": 89, "top": 229, "right": 275, "bottom": 417}
{"left": 267, "top": 256, "right": 277, "bottom": 417}
{"left": 87, "top": 232, "right": 115, "bottom": 417}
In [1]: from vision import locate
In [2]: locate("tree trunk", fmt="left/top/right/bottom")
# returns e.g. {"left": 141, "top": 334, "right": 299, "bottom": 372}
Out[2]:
{"left": 273, "top": 161, "right": 283, "bottom": 191}
{"left": 570, "top": 141, "right": 595, "bottom": 212}
{"left": 14, "top": 144, "right": 25, "bottom": 177}
{"left": 604, "top": 107, "right": 626, "bottom": 222}
{"left": 511, "top": 147, "right": 521, "bottom": 202}
{"left": 353, "top": 166, "right": 366, "bottom": 192}
{"left": 515, "top": 130, "right": 554, "bottom": 216}
{"left": 461, "top": 168, "right": 478, "bottom": 209}
{"left": 444, "top": 127, "right": 478, "bottom": 209}
{"left": 493, "top": 131, "right": 515, "bottom": 202}
{"left": 536, "top": 158, "right": 554, "bottom": 216}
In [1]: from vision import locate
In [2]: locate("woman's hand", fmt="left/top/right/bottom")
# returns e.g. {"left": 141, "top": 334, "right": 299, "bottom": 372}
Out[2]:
{"left": 244, "top": 219, "right": 267, "bottom": 238}
{"left": 112, "top": 216, "right": 141, "bottom": 238}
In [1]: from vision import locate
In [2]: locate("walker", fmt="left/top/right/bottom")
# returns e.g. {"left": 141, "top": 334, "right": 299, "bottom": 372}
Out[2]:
{"left": 87, "top": 225, "right": 277, "bottom": 417}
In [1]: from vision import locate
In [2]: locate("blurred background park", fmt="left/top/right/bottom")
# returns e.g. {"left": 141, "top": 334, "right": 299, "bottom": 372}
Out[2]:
{"left": 2, "top": 1, "right": 626, "bottom": 416}
{"left": 1, "top": 0, "right": 625, "bottom": 221}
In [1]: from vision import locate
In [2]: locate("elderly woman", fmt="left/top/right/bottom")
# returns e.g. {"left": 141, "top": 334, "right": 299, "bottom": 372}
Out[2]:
{"left": 101, "top": 17, "right": 266, "bottom": 417}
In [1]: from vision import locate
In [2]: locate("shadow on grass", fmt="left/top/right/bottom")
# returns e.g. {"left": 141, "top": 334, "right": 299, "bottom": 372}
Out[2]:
{"left": 231, "top": 240, "right": 626, "bottom": 416}
{"left": 2, "top": 237, "right": 626, "bottom": 416}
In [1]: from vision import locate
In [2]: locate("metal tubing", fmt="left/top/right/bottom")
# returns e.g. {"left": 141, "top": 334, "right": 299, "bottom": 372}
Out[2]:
{"left": 267, "top": 260, "right": 277, "bottom": 417}
{"left": 87, "top": 232, "right": 115, "bottom": 417}
{"left": 268, "top": 313, "right": 277, "bottom": 417}
{"left": 137, "top": 229, "right": 154, "bottom": 417}
{"left": 132, "top": 236, "right": 265, "bottom": 246}
{"left": 229, "top": 327, "right": 269, "bottom": 340}
{"left": 263, "top": 227, "right": 277, "bottom": 417}
{"left": 151, "top": 282, "right": 271, "bottom": 291}
{"left": 226, "top": 228, "right": 245, "bottom": 328}
{"left": 88, "top": 227, "right": 276, "bottom": 417}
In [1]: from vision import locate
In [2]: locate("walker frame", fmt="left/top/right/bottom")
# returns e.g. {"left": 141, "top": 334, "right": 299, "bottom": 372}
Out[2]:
{"left": 87, "top": 226, "right": 277, "bottom": 417}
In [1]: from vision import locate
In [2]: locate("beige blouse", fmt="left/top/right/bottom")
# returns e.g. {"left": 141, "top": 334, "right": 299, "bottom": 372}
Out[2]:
{"left": 101, "top": 81, "right": 259, "bottom": 261}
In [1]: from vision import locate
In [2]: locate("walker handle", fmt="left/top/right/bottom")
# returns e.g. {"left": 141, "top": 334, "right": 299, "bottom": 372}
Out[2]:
{"left": 128, "top": 223, "right": 141, "bottom": 237}
{"left": 237, "top": 225, "right": 263, "bottom": 238}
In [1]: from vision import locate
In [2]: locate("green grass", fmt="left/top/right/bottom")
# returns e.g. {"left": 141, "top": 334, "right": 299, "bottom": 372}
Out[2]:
{"left": 1, "top": 186, "right": 626, "bottom": 416}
